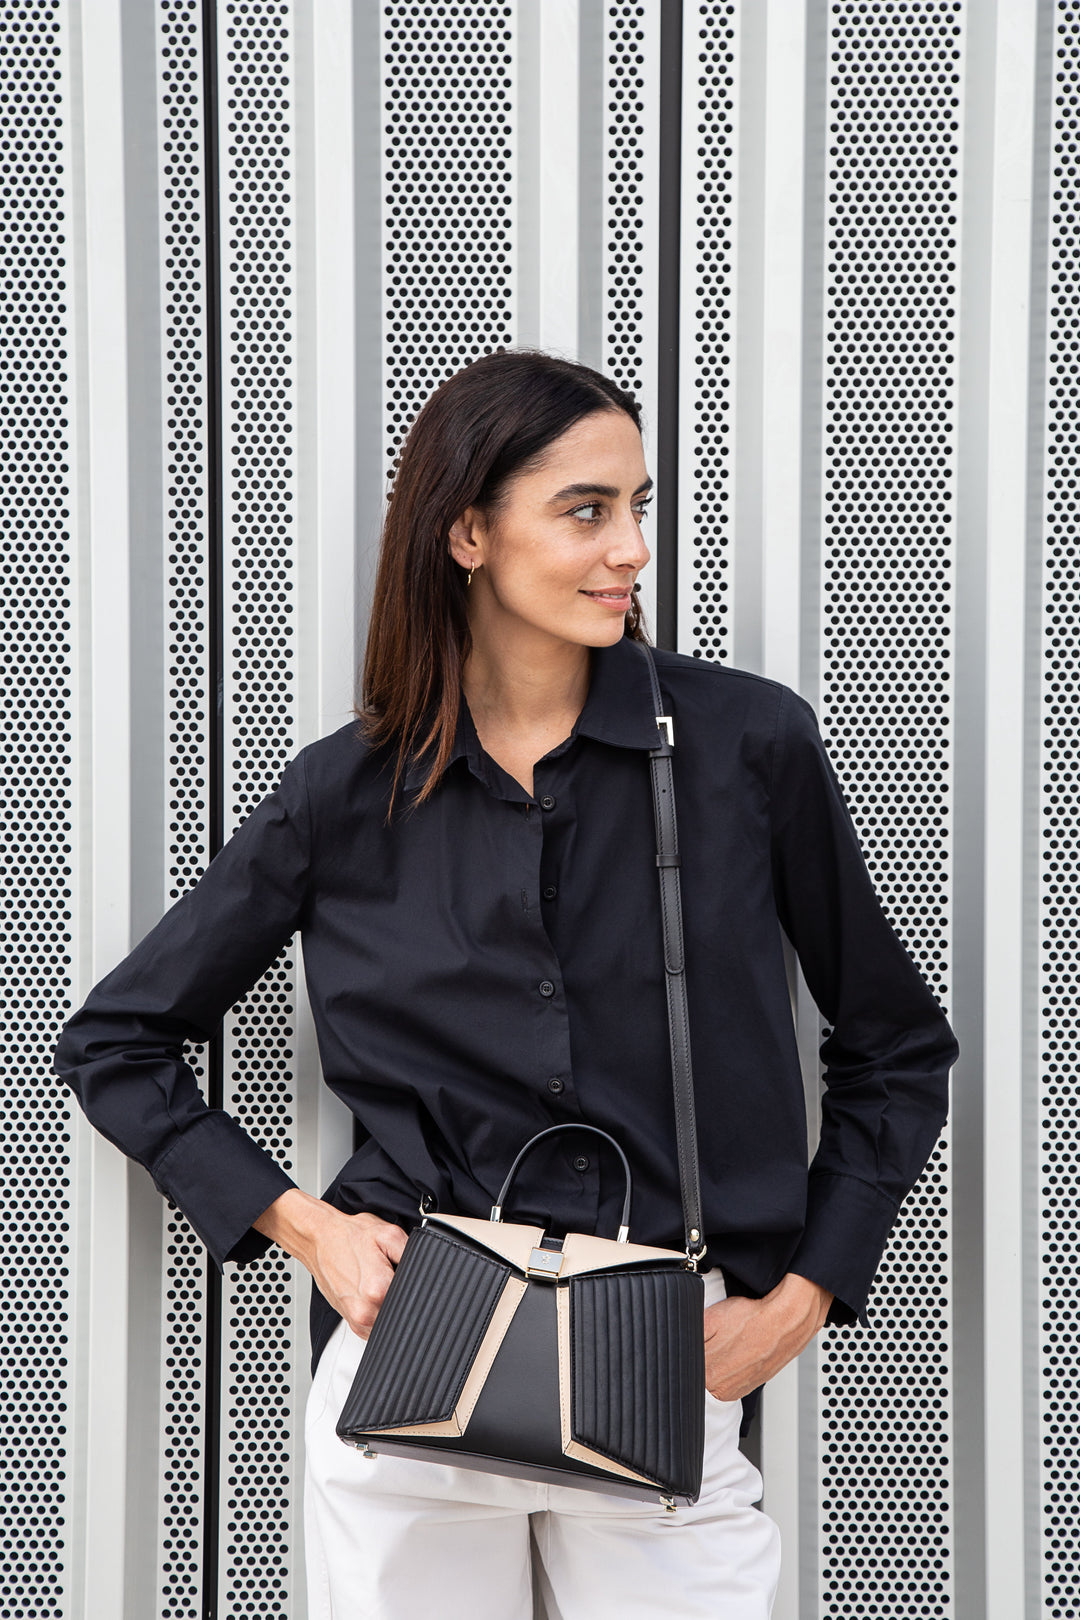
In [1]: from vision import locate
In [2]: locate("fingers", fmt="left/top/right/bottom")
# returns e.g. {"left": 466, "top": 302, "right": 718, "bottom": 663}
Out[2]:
{"left": 376, "top": 1221, "right": 409, "bottom": 1266}
{"left": 313, "top": 1212, "right": 411, "bottom": 1339}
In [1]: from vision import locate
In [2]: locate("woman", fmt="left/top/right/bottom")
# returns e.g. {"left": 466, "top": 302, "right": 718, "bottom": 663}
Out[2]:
{"left": 54, "top": 349, "right": 959, "bottom": 1618}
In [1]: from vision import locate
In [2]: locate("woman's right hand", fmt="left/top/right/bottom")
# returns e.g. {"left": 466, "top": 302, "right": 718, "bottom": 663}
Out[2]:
{"left": 253, "top": 1187, "right": 409, "bottom": 1338}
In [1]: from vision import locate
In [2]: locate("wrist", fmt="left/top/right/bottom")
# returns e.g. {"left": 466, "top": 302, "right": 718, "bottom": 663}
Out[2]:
{"left": 253, "top": 1186, "right": 336, "bottom": 1263}
{"left": 768, "top": 1270, "right": 834, "bottom": 1327}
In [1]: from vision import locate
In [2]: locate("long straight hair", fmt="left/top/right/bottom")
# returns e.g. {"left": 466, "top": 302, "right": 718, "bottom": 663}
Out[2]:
{"left": 356, "top": 348, "right": 651, "bottom": 819}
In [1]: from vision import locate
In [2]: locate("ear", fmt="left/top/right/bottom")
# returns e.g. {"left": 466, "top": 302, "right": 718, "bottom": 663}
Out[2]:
{"left": 448, "top": 507, "right": 487, "bottom": 572}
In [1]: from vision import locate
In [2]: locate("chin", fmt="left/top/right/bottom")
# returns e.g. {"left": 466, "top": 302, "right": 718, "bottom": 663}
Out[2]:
{"left": 554, "top": 617, "right": 627, "bottom": 650}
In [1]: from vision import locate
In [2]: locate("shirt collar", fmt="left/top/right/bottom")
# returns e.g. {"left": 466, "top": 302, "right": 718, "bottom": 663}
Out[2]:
{"left": 403, "top": 633, "right": 663, "bottom": 793}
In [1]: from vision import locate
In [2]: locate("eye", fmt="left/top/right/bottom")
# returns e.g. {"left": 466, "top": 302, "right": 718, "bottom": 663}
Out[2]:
{"left": 569, "top": 499, "right": 653, "bottom": 525}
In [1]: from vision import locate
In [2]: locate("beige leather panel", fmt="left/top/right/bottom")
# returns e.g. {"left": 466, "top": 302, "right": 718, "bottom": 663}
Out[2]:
{"left": 426, "top": 1213, "right": 544, "bottom": 1272}
{"left": 557, "top": 1284, "right": 572, "bottom": 1449}
{"left": 454, "top": 1276, "right": 527, "bottom": 1430}
{"left": 560, "top": 1232, "right": 684, "bottom": 1276}
{"left": 562, "top": 1437, "right": 658, "bottom": 1486}
{"left": 367, "top": 1274, "right": 527, "bottom": 1438}
{"left": 428, "top": 1214, "right": 684, "bottom": 1278}
{"left": 368, "top": 1413, "right": 464, "bottom": 1437}
{"left": 555, "top": 1287, "right": 656, "bottom": 1486}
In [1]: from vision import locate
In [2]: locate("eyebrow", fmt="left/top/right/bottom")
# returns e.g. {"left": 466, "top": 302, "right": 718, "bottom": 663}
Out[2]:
{"left": 547, "top": 476, "right": 654, "bottom": 504}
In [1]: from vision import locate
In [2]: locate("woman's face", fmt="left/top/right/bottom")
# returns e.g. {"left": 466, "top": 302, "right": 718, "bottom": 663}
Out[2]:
{"left": 449, "top": 409, "right": 653, "bottom": 652}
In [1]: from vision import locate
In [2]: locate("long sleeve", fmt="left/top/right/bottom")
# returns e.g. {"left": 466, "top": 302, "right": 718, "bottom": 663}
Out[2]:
{"left": 52, "top": 748, "right": 313, "bottom": 1269}
{"left": 769, "top": 687, "right": 959, "bottom": 1327}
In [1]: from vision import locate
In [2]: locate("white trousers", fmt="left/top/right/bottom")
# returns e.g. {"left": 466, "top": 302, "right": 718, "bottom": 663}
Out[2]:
{"left": 304, "top": 1269, "right": 781, "bottom": 1619}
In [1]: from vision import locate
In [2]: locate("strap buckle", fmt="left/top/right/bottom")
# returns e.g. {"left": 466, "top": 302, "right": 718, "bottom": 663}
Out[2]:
{"left": 684, "top": 1228, "right": 707, "bottom": 1271}
{"left": 655, "top": 714, "right": 674, "bottom": 747}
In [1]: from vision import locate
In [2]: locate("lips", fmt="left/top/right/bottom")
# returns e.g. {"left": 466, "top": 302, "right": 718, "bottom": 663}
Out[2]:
{"left": 581, "top": 588, "right": 632, "bottom": 600}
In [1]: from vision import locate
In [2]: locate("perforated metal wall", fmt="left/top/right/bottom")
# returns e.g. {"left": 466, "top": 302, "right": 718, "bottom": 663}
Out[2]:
{"left": 817, "top": 5, "right": 960, "bottom": 1614}
{"left": 382, "top": 1, "right": 514, "bottom": 481}
{"left": 30, "top": 3, "right": 1070, "bottom": 1617}
{"left": 216, "top": 2, "right": 301, "bottom": 1612}
{"left": 1, "top": 5, "right": 73, "bottom": 1616}
{"left": 681, "top": 1, "right": 737, "bottom": 662}
{"left": 154, "top": 4, "right": 212, "bottom": 1615}
{"left": 601, "top": 1, "right": 656, "bottom": 410}
{"left": 1041, "top": 6, "right": 1080, "bottom": 1615}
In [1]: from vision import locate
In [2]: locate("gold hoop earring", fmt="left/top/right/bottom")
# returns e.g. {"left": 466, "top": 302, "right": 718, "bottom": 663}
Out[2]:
{"left": 468, "top": 562, "right": 476, "bottom": 587}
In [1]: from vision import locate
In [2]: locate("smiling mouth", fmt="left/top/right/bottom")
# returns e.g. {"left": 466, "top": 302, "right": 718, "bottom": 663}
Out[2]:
{"left": 581, "top": 588, "right": 632, "bottom": 599}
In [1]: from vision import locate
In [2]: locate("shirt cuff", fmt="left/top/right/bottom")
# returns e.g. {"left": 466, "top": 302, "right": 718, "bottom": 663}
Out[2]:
{"left": 785, "top": 1171, "right": 901, "bottom": 1328}
{"left": 150, "top": 1110, "right": 298, "bottom": 1270}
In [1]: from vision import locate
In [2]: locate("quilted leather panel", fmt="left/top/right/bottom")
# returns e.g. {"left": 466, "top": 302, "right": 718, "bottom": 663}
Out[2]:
{"left": 337, "top": 1224, "right": 510, "bottom": 1433}
{"left": 569, "top": 1267, "right": 706, "bottom": 1498}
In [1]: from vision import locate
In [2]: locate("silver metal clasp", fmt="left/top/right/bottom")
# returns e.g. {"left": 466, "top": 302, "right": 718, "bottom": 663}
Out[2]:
{"left": 525, "top": 1247, "right": 564, "bottom": 1280}
{"left": 656, "top": 714, "right": 674, "bottom": 747}
{"left": 684, "top": 1227, "right": 707, "bottom": 1271}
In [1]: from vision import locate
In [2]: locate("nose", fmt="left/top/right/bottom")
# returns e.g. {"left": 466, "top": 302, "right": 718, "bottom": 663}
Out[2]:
{"left": 607, "top": 508, "right": 651, "bottom": 572}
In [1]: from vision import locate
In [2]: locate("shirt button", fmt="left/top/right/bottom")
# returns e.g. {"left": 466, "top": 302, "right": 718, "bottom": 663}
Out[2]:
{"left": 572, "top": 1155, "right": 590, "bottom": 1172}
{"left": 540, "top": 795, "right": 556, "bottom": 811}
{"left": 547, "top": 1077, "right": 564, "bottom": 1093}
{"left": 543, "top": 885, "right": 557, "bottom": 901}
{"left": 539, "top": 980, "right": 555, "bottom": 998}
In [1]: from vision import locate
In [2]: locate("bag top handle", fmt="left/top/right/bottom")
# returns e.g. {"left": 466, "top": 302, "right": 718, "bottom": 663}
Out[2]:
{"left": 490, "top": 1122, "right": 633, "bottom": 1242}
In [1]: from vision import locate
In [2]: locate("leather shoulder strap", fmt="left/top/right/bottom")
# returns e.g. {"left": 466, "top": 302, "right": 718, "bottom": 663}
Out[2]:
{"left": 636, "top": 640, "right": 706, "bottom": 1263}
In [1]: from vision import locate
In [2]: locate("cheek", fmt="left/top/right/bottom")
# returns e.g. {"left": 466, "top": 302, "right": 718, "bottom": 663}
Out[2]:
{"left": 498, "top": 541, "right": 586, "bottom": 600}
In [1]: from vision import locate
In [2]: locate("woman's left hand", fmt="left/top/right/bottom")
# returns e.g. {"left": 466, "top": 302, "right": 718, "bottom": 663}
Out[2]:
{"left": 703, "top": 1272, "right": 834, "bottom": 1402}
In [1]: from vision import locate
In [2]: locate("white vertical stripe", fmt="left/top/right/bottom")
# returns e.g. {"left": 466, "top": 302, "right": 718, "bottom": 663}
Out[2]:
{"left": 760, "top": 1358, "right": 801, "bottom": 1620}
{"left": 294, "top": 0, "right": 357, "bottom": 1335}
{"left": 65, "top": 1, "right": 133, "bottom": 1615}
{"left": 516, "top": 0, "right": 579, "bottom": 358}
{"left": 758, "top": 0, "right": 807, "bottom": 694}
{"left": 293, "top": 8, "right": 362, "bottom": 1609}
{"left": 980, "top": 3, "right": 1038, "bottom": 1615}
{"left": 749, "top": 6, "right": 810, "bottom": 1613}
{"left": 537, "top": 0, "right": 579, "bottom": 357}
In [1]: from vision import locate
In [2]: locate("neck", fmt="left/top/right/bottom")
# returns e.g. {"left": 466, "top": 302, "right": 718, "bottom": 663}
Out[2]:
{"left": 461, "top": 620, "right": 592, "bottom": 732}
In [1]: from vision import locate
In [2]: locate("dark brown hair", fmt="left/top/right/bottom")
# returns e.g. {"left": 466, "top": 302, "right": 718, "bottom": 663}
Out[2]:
{"left": 356, "top": 348, "right": 651, "bottom": 818}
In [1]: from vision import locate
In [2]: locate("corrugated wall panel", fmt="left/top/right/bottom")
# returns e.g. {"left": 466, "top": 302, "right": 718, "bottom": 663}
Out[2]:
{"left": 216, "top": 2, "right": 303, "bottom": 1611}
{"left": 152, "top": 5, "right": 213, "bottom": 1617}
{"left": 26, "top": 3, "right": 1075, "bottom": 1615}
{"left": 1040, "top": 5, "right": 1080, "bottom": 1617}
{"left": 3, "top": 4, "right": 77, "bottom": 1617}
{"left": 816, "top": 7, "right": 960, "bottom": 1618}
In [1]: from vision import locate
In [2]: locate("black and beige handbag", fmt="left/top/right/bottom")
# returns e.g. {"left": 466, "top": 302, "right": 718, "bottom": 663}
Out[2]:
{"left": 337, "top": 641, "right": 710, "bottom": 1508}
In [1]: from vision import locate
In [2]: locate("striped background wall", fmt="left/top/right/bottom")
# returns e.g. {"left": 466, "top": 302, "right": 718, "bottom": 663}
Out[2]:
{"left": 4, "top": 2, "right": 1066, "bottom": 1615}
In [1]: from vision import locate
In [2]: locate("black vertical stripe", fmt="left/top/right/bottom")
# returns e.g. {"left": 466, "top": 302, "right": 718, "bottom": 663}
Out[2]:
{"left": 656, "top": 0, "right": 683, "bottom": 651}
{"left": 200, "top": 0, "right": 223, "bottom": 1614}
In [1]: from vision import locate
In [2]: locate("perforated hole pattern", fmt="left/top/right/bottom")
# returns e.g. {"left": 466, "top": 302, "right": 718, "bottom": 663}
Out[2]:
{"left": 219, "top": 2, "right": 299, "bottom": 1613}
{"left": 685, "top": 1, "right": 736, "bottom": 663}
{"left": 156, "top": 3, "right": 212, "bottom": 1615}
{"left": 383, "top": 1, "right": 514, "bottom": 485}
{"left": 1041, "top": 8, "right": 1080, "bottom": 1614}
{"left": 603, "top": 2, "right": 650, "bottom": 407}
{"left": 819, "top": 4, "right": 960, "bottom": 1615}
{"left": 0, "top": 5, "right": 72, "bottom": 1616}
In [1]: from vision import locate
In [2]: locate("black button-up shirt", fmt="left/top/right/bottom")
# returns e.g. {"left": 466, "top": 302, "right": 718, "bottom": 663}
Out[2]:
{"left": 53, "top": 632, "right": 959, "bottom": 1381}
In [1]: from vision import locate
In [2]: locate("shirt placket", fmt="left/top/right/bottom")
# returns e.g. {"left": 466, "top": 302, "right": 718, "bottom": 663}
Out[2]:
{"left": 526, "top": 751, "right": 601, "bottom": 1219}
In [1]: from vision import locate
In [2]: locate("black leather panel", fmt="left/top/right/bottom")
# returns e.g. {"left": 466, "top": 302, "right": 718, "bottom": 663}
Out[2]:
{"left": 337, "top": 1223, "right": 508, "bottom": 1433}
{"left": 458, "top": 1275, "right": 564, "bottom": 1467}
{"left": 569, "top": 1266, "right": 706, "bottom": 1498}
